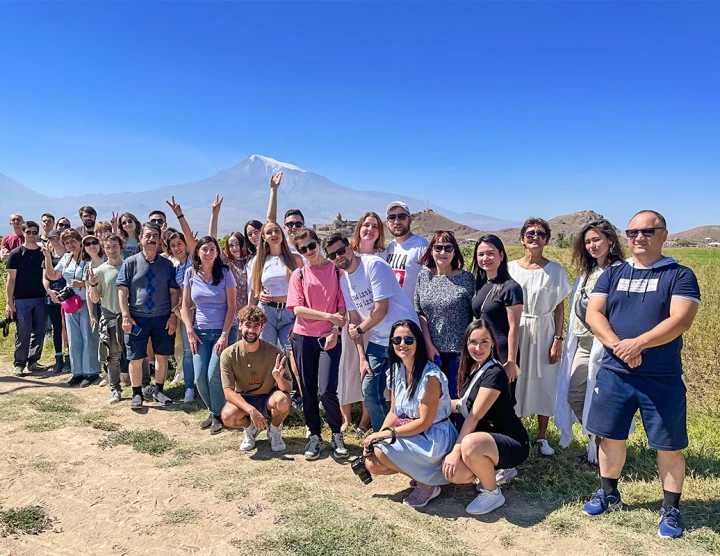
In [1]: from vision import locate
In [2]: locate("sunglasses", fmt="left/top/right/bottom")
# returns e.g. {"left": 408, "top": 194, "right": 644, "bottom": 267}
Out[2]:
{"left": 433, "top": 244, "right": 454, "bottom": 253}
{"left": 524, "top": 231, "right": 548, "bottom": 240}
{"left": 297, "top": 241, "right": 317, "bottom": 255}
{"left": 57, "top": 222, "right": 70, "bottom": 228}
{"left": 83, "top": 240, "right": 100, "bottom": 247}
{"left": 121, "top": 220, "right": 135, "bottom": 226}
{"left": 625, "top": 227, "right": 665, "bottom": 239}
{"left": 150, "top": 219, "right": 165, "bottom": 225}
{"left": 25, "top": 230, "right": 39, "bottom": 236}
{"left": 387, "top": 213, "right": 408, "bottom": 221}
{"left": 326, "top": 245, "right": 348, "bottom": 261}
{"left": 285, "top": 221, "right": 304, "bottom": 229}
{"left": 391, "top": 336, "right": 416, "bottom": 346}
{"left": 434, "top": 230, "right": 455, "bottom": 236}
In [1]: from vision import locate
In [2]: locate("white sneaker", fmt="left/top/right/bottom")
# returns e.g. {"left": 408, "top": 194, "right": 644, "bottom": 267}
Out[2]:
{"left": 495, "top": 467, "right": 518, "bottom": 485}
{"left": 108, "top": 390, "right": 121, "bottom": 404}
{"left": 98, "top": 378, "right": 108, "bottom": 387}
{"left": 466, "top": 487, "right": 505, "bottom": 515}
{"left": 268, "top": 424, "right": 286, "bottom": 452}
{"left": 183, "top": 388, "right": 195, "bottom": 403}
{"left": 304, "top": 435, "right": 324, "bottom": 460}
{"left": 331, "top": 432, "right": 349, "bottom": 458}
{"left": 170, "top": 372, "right": 183, "bottom": 385}
{"left": 240, "top": 424, "right": 258, "bottom": 451}
{"left": 537, "top": 439, "right": 555, "bottom": 456}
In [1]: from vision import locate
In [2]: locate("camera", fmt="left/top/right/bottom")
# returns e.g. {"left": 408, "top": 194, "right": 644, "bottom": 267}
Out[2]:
{"left": 0, "top": 315, "right": 17, "bottom": 338}
{"left": 56, "top": 286, "right": 76, "bottom": 302}
{"left": 350, "top": 435, "right": 396, "bottom": 485}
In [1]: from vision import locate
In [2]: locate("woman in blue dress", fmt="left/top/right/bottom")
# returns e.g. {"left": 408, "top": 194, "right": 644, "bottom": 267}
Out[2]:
{"left": 362, "top": 319, "right": 458, "bottom": 508}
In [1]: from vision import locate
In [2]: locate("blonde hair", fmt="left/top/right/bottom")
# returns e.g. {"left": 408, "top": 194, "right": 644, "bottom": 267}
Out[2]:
{"left": 251, "top": 221, "right": 299, "bottom": 297}
{"left": 350, "top": 212, "right": 385, "bottom": 253}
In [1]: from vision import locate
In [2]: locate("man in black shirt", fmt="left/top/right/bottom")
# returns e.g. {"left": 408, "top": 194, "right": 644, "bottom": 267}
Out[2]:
{"left": 5, "top": 221, "right": 47, "bottom": 375}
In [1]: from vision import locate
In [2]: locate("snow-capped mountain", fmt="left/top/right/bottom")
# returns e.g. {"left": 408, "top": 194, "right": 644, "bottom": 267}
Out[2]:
{"left": 0, "top": 156, "right": 519, "bottom": 234}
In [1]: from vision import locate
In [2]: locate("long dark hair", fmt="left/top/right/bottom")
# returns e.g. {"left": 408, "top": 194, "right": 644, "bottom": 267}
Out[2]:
{"left": 224, "top": 231, "right": 248, "bottom": 261}
{"left": 470, "top": 234, "right": 512, "bottom": 292}
{"left": 387, "top": 320, "right": 430, "bottom": 400}
{"left": 457, "top": 319, "right": 499, "bottom": 395}
{"left": 244, "top": 220, "right": 263, "bottom": 256}
{"left": 191, "top": 236, "right": 228, "bottom": 286}
{"left": 419, "top": 230, "right": 464, "bottom": 270}
{"left": 571, "top": 219, "right": 625, "bottom": 276}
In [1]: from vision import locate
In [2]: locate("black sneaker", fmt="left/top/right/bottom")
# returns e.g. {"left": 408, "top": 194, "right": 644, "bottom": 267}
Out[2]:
{"left": 304, "top": 435, "right": 324, "bottom": 460}
{"left": 81, "top": 374, "right": 100, "bottom": 388}
{"left": 63, "top": 355, "right": 71, "bottom": 373}
{"left": 130, "top": 394, "right": 143, "bottom": 409}
{"left": 142, "top": 384, "right": 156, "bottom": 401}
{"left": 67, "top": 376, "right": 84, "bottom": 387}
{"left": 199, "top": 413, "right": 214, "bottom": 430}
{"left": 52, "top": 355, "right": 64, "bottom": 374}
{"left": 209, "top": 415, "right": 224, "bottom": 435}
{"left": 152, "top": 389, "right": 173, "bottom": 406}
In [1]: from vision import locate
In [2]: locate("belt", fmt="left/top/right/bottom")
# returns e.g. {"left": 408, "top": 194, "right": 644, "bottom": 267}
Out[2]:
{"left": 265, "top": 301, "right": 287, "bottom": 310}
{"left": 521, "top": 310, "right": 555, "bottom": 378}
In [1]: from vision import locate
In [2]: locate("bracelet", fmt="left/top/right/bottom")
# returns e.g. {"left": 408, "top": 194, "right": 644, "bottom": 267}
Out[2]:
{"left": 220, "top": 331, "right": 229, "bottom": 337}
{"left": 381, "top": 426, "right": 397, "bottom": 444}
{"left": 177, "top": 213, "right": 184, "bottom": 219}
{"left": 553, "top": 335, "right": 564, "bottom": 341}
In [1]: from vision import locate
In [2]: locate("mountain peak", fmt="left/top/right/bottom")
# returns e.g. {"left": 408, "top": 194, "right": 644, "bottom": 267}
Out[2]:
{"left": 247, "top": 154, "right": 306, "bottom": 173}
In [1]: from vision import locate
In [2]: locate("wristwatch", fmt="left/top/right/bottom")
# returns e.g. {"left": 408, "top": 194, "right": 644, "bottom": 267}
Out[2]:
{"left": 553, "top": 335, "right": 564, "bottom": 341}
{"left": 356, "top": 326, "right": 364, "bottom": 335}
{"left": 333, "top": 326, "right": 342, "bottom": 332}
{"left": 455, "top": 400, "right": 462, "bottom": 413}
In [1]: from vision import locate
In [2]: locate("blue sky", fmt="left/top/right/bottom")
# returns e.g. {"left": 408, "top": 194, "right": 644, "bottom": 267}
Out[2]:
{"left": 1, "top": 1, "right": 718, "bottom": 231}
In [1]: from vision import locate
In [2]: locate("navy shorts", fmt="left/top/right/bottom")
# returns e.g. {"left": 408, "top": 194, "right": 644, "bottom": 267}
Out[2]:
{"left": 586, "top": 368, "right": 688, "bottom": 451}
{"left": 125, "top": 314, "right": 176, "bottom": 360}
{"left": 243, "top": 388, "right": 288, "bottom": 418}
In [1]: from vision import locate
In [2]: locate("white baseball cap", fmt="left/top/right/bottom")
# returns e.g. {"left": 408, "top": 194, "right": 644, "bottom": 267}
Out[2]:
{"left": 386, "top": 201, "right": 410, "bottom": 215}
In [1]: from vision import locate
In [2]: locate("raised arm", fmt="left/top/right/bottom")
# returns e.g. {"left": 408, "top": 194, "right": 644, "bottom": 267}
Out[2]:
{"left": 208, "top": 194, "right": 223, "bottom": 238}
{"left": 267, "top": 171, "right": 282, "bottom": 222}
{"left": 165, "top": 196, "right": 197, "bottom": 252}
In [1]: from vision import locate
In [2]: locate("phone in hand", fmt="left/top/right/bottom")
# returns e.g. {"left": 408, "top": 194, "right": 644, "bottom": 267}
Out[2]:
{"left": 318, "top": 337, "right": 327, "bottom": 349}
{"left": 131, "top": 324, "right": 142, "bottom": 336}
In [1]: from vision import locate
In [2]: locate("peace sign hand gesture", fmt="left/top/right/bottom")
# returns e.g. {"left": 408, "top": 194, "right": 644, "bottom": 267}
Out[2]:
{"left": 271, "top": 354, "right": 288, "bottom": 382}
{"left": 211, "top": 194, "right": 224, "bottom": 216}
{"left": 269, "top": 171, "right": 283, "bottom": 191}
{"left": 110, "top": 211, "right": 119, "bottom": 231}
{"left": 165, "top": 196, "right": 183, "bottom": 217}
{"left": 87, "top": 265, "right": 99, "bottom": 287}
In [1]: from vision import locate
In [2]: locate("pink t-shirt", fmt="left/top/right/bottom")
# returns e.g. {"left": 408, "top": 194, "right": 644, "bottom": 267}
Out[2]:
{"left": 287, "top": 262, "right": 345, "bottom": 338}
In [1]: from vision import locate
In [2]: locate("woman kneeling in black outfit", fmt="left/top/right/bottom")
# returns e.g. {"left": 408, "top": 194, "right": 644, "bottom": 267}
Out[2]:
{"left": 441, "top": 319, "right": 529, "bottom": 515}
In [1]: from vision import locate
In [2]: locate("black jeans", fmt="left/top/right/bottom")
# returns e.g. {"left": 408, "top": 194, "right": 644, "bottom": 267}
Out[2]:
{"left": 46, "top": 302, "right": 63, "bottom": 354}
{"left": 291, "top": 333, "right": 343, "bottom": 436}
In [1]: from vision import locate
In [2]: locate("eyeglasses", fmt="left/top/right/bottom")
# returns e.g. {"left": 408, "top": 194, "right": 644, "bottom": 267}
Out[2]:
{"left": 150, "top": 219, "right": 165, "bottom": 225}
{"left": 524, "top": 231, "right": 548, "bottom": 240}
{"left": 285, "top": 221, "right": 304, "bottom": 229}
{"left": 625, "top": 227, "right": 665, "bottom": 239}
{"left": 297, "top": 241, "right": 317, "bottom": 254}
{"left": 391, "top": 336, "right": 416, "bottom": 346}
{"left": 326, "top": 245, "right": 348, "bottom": 261}
{"left": 433, "top": 244, "right": 454, "bottom": 253}
{"left": 57, "top": 222, "right": 70, "bottom": 229}
{"left": 83, "top": 240, "right": 100, "bottom": 247}
{"left": 387, "top": 213, "right": 408, "bottom": 221}
{"left": 25, "top": 230, "right": 39, "bottom": 236}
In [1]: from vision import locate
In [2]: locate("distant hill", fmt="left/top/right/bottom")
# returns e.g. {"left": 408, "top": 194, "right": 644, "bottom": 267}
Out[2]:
{"left": 669, "top": 225, "right": 720, "bottom": 245}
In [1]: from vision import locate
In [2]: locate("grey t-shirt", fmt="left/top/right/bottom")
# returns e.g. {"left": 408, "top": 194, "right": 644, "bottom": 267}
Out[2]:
{"left": 116, "top": 252, "right": 179, "bottom": 318}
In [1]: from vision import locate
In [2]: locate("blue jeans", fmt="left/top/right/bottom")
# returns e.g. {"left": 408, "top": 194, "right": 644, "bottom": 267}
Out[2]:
{"left": 259, "top": 304, "right": 295, "bottom": 349}
{"left": 65, "top": 300, "right": 101, "bottom": 377}
{"left": 179, "top": 321, "right": 195, "bottom": 388}
{"left": 14, "top": 298, "right": 46, "bottom": 368}
{"left": 439, "top": 352, "right": 460, "bottom": 398}
{"left": 193, "top": 327, "right": 238, "bottom": 417}
{"left": 363, "top": 341, "right": 390, "bottom": 432}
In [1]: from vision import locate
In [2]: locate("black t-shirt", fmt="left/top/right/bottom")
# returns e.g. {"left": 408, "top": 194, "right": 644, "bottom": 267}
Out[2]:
{"left": 471, "top": 279, "right": 523, "bottom": 363}
{"left": 460, "top": 362, "right": 528, "bottom": 443}
{"left": 7, "top": 246, "right": 46, "bottom": 299}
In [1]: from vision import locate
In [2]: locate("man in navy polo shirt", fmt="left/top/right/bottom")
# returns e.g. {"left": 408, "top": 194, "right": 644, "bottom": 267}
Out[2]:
{"left": 582, "top": 210, "right": 700, "bottom": 539}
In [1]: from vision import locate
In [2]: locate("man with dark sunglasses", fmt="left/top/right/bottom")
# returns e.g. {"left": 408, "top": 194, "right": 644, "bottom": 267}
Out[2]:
{"left": 583, "top": 210, "right": 700, "bottom": 539}
{"left": 385, "top": 201, "right": 429, "bottom": 303}
{"left": 324, "top": 232, "right": 419, "bottom": 432}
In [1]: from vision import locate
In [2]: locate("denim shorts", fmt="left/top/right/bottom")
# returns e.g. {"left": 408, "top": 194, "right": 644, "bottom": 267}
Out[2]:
{"left": 125, "top": 314, "right": 176, "bottom": 360}
{"left": 243, "top": 388, "right": 288, "bottom": 418}
{"left": 586, "top": 368, "right": 688, "bottom": 451}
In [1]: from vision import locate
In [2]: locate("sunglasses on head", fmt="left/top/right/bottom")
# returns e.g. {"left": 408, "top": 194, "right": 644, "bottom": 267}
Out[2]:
{"left": 326, "top": 245, "right": 348, "bottom": 261}
{"left": 433, "top": 244, "right": 454, "bottom": 253}
{"left": 524, "top": 230, "right": 548, "bottom": 240}
{"left": 285, "top": 221, "right": 304, "bottom": 229}
{"left": 297, "top": 241, "right": 317, "bottom": 254}
{"left": 83, "top": 239, "right": 100, "bottom": 247}
{"left": 387, "top": 213, "right": 408, "bottom": 221}
{"left": 625, "top": 227, "right": 665, "bottom": 239}
{"left": 150, "top": 218, "right": 165, "bottom": 225}
{"left": 57, "top": 222, "right": 70, "bottom": 228}
{"left": 391, "top": 336, "right": 416, "bottom": 346}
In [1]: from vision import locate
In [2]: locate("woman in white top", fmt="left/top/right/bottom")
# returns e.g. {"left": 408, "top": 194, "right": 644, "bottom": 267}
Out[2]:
{"left": 508, "top": 217, "right": 571, "bottom": 456}
{"left": 250, "top": 221, "right": 302, "bottom": 348}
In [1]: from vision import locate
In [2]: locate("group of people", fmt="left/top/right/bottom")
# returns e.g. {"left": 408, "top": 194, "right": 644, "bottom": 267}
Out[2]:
{"left": 3, "top": 175, "right": 700, "bottom": 538}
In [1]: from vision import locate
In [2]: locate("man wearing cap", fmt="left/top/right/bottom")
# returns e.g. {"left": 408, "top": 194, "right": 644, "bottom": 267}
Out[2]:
{"left": 6, "top": 221, "right": 47, "bottom": 375}
{"left": 384, "top": 202, "right": 429, "bottom": 302}
{"left": 1, "top": 214, "right": 25, "bottom": 262}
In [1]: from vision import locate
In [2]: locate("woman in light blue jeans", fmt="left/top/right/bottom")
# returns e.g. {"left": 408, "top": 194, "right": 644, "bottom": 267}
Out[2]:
{"left": 182, "top": 236, "right": 239, "bottom": 434}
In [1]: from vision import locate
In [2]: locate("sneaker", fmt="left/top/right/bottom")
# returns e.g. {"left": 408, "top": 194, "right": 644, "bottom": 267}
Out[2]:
{"left": 67, "top": 375, "right": 84, "bottom": 387}
{"left": 81, "top": 375, "right": 100, "bottom": 388}
{"left": 108, "top": 390, "right": 122, "bottom": 404}
{"left": 331, "top": 432, "right": 349, "bottom": 459}
{"left": 582, "top": 489, "right": 623, "bottom": 516}
{"left": 537, "top": 439, "right": 555, "bottom": 456}
{"left": 659, "top": 506, "right": 684, "bottom": 539}
{"left": 63, "top": 355, "right": 71, "bottom": 373}
{"left": 99, "top": 378, "right": 108, "bottom": 387}
{"left": 13, "top": 366, "right": 24, "bottom": 376}
{"left": 304, "top": 435, "right": 324, "bottom": 460}
{"left": 130, "top": 394, "right": 143, "bottom": 409}
{"left": 199, "top": 413, "right": 214, "bottom": 430}
{"left": 27, "top": 362, "right": 44, "bottom": 372}
{"left": 240, "top": 424, "right": 259, "bottom": 451}
{"left": 268, "top": 424, "right": 286, "bottom": 452}
{"left": 170, "top": 371, "right": 183, "bottom": 385}
{"left": 120, "top": 372, "right": 131, "bottom": 386}
{"left": 52, "top": 355, "right": 64, "bottom": 374}
{"left": 183, "top": 388, "right": 195, "bottom": 403}
{"left": 403, "top": 484, "right": 441, "bottom": 508}
{"left": 495, "top": 467, "right": 518, "bottom": 485}
{"left": 142, "top": 384, "right": 156, "bottom": 401}
{"left": 209, "top": 415, "right": 224, "bottom": 434}
{"left": 152, "top": 389, "right": 173, "bottom": 406}
{"left": 466, "top": 487, "right": 505, "bottom": 515}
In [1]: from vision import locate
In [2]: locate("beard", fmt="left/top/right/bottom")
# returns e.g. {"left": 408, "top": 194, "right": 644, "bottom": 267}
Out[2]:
{"left": 83, "top": 219, "right": 95, "bottom": 228}
{"left": 242, "top": 331, "right": 259, "bottom": 343}
{"left": 390, "top": 223, "right": 410, "bottom": 237}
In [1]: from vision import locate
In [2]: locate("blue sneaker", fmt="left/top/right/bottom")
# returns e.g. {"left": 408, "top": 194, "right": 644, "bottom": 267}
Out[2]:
{"left": 659, "top": 506, "right": 684, "bottom": 539}
{"left": 582, "top": 488, "right": 623, "bottom": 516}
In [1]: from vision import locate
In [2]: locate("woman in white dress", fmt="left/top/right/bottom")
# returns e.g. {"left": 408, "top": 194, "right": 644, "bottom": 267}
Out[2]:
{"left": 508, "top": 217, "right": 571, "bottom": 456}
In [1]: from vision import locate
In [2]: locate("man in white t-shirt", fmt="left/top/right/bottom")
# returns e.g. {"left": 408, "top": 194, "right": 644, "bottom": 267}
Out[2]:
{"left": 324, "top": 233, "right": 419, "bottom": 432}
{"left": 384, "top": 201, "right": 429, "bottom": 302}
